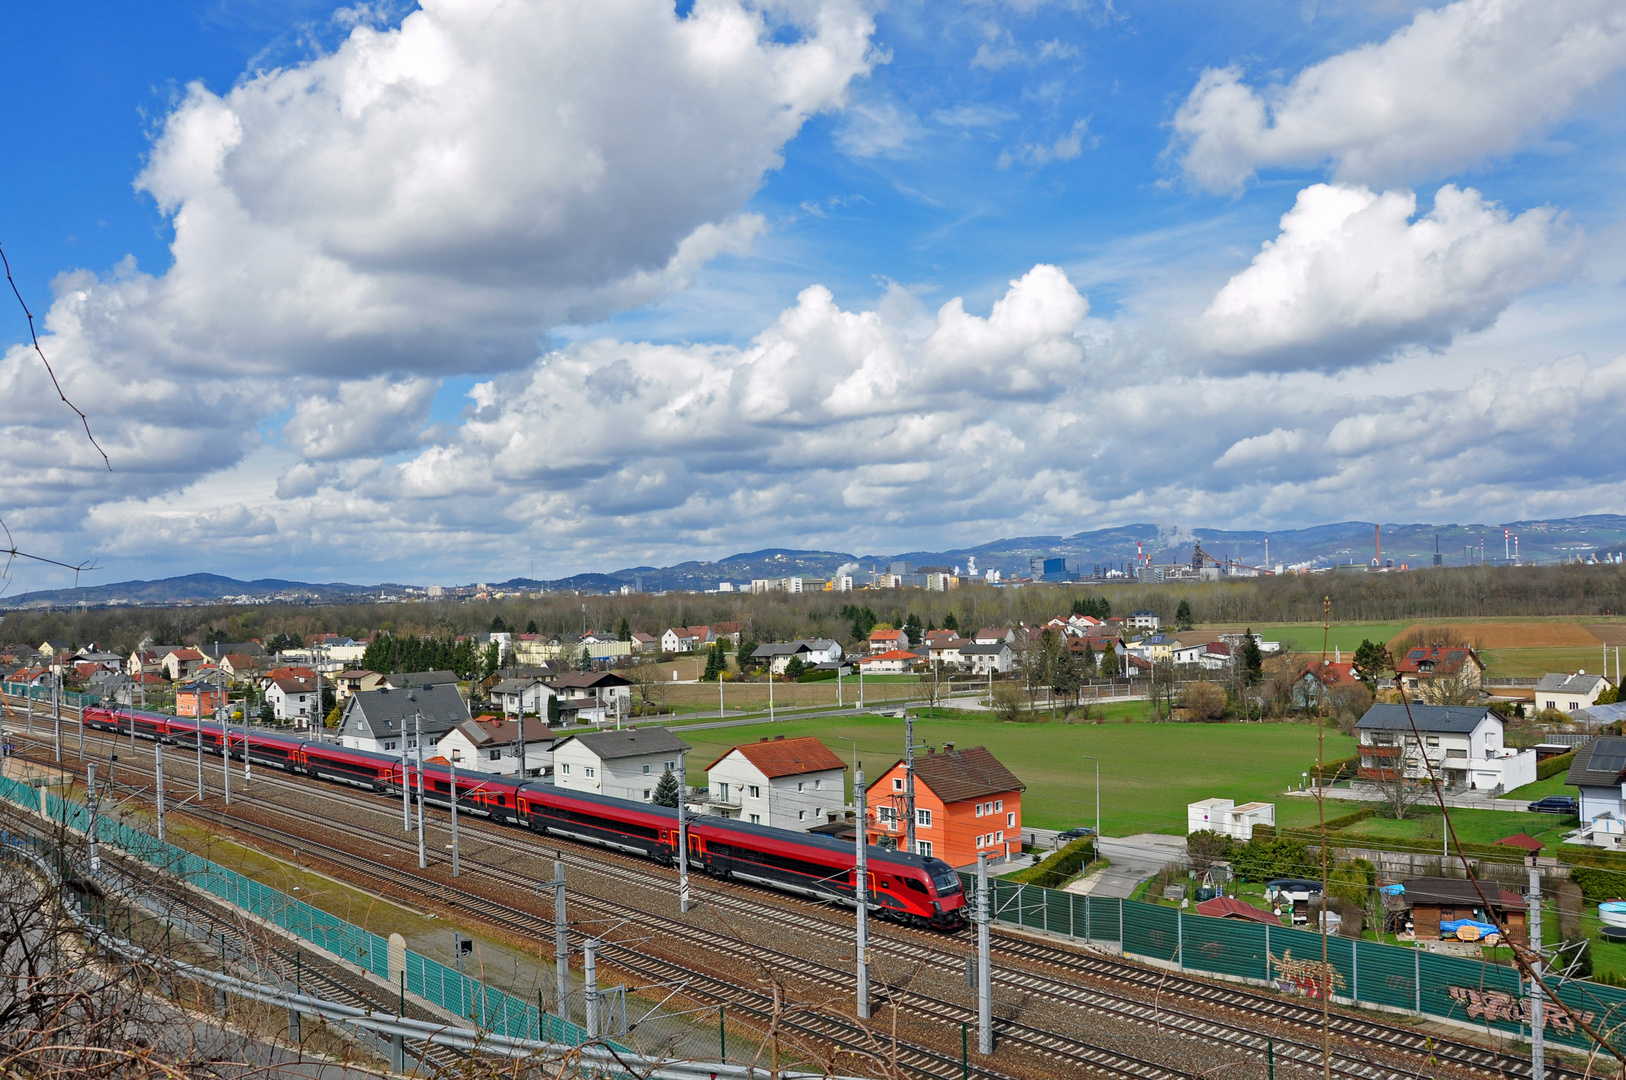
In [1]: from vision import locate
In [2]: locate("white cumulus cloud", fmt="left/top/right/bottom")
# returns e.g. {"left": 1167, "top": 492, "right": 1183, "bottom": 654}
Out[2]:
{"left": 1198, "top": 183, "right": 1579, "bottom": 367}
{"left": 1172, "top": 0, "right": 1626, "bottom": 191}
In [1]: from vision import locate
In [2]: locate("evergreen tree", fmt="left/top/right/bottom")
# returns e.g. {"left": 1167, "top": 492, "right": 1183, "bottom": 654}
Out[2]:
{"left": 490, "top": 615, "right": 510, "bottom": 633}
{"left": 480, "top": 641, "right": 500, "bottom": 678}
{"left": 1079, "top": 642, "right": 1098, "bottom": 678}
{"left": 1239, "top": 629, "right": 1264, "bottom": 687}
{"left": 1352, "top": 639, "right": 1394, "bottom": 684}
{"left": 617, "top": 618, "right": 631, "bottom": 642}
{"left": 736, "top": 638, "right": 759, "bottom": 672}
{"left": 547, "top": 694, "right": 561, "bottom": 726}
{"left": 576, "top": 645, "right": 593, "bottom": 672}
{"left": 526, "top": 618, "right": 539, "bottom": 634}
{"left": 651, "top": 769, "right": 681, "bottom": 807}
{"left": 1175, "top": 599, "right": 1194, "bottom": 630}
{"left": 1101, "top": 642, "right": 1120, "bottom": 678}
{"left": 702, "top": 641, "right": 725, "bottom": 681}
{"left": 902, "top": 613, "right": 924, "bottom": 646}
{"left": 785, "top": 655, "right": 806, "bottom": 679}
{"left": 943, "top": 611, "right": 959, "bottom": 632}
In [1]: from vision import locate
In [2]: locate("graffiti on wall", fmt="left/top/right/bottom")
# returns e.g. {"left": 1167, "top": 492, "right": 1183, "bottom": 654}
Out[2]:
{"left": 1448, "top": 986, "right": 1595, "bottom": 1034}
{"left": 1269, "top": 949, "right": 1346, "bottom": 999}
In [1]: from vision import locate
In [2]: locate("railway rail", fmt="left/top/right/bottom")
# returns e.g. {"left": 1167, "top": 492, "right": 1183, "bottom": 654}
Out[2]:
{"left": 4, "top": 697, "right": 1587, "bottom": 1080}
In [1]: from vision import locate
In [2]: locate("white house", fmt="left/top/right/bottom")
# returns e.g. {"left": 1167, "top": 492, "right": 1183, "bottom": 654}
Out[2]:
{"left": 546, "top": 671, "right": 632, "bottom": 725}
{"left": 1355, "top": 704, "right": 1536, "bottom": 792}
{"left": 1187, "top": 798, "right": 1275, "bottom": 840}
{"left": 336, "top": 683, "right": 471, "bottom": 757}
{"left": 436, "top": 717, "right": 553, "bottom": 778}
{"left": 960, "top": 642, "right": 1013, "bottom": 675}
{"left": 629, "top": 632, "right": 658, "bottom": 654}
{"left": 1535, "top": 672, "right": 1611, "bottom": 715}
{"left": 490, "top": 677, "right": 555, "bottom": 716}
{"left": 750, "top": 639, "right": 843, "bottom": 674}
{"left": 265, "top": 677, "right": 318, "bottom": 726}
{"left": 928, "top": 637, "right": 968, "bottom": 666}
{"left": 971, "top": 627, "right": 1015, "bottom": 645}
{"left": 550, "top": 728, "right": 691, "bottom": 803}
{"left": 702, "top": 735, "right": 848, "bottom": 829}
{"left": 1564, "top": 737, "right": 1626, "bottom": 845}
{"left": 857, "top": 649, "right": 921, "bottom": 674}
{"left": 1127, "top": 610, "right": 1162, "bottom": 631}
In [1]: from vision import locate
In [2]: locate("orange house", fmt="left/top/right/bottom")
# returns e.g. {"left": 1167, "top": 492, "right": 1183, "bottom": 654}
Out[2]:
{"left": 176, "top": 683, "right": 227, "bottom": 718}
{"left": 865, "top": 744, "right": 1026, "bottom": 867}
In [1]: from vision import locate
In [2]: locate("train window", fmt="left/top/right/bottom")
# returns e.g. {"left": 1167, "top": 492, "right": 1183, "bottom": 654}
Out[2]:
{"left": 903, "top": 877, "right": 928, "bottom": 894}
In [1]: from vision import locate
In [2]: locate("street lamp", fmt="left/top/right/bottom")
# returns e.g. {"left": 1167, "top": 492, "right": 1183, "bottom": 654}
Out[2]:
{"left": 1080, "top": 754, "right": 1100, "bottom": 847}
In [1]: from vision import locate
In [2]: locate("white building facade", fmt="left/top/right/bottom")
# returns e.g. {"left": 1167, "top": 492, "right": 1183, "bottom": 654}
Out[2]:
{"left": 550, "top": 728, "right": 691, "bottom": 803}
{"left": 702, "top": 736, "right": 848, "bottom": 829}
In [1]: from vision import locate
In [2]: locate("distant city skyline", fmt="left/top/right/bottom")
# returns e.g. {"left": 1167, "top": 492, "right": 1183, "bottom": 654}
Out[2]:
{"left": 3, "top": 1, "right": 1625, "bottom": 590}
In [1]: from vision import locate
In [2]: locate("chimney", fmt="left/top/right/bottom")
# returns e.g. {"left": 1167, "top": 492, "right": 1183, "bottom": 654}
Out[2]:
{"left": 775, "top": 735, "right": 784, "bottom": 741}
{"left": 1375, "top": 523, "right": 1381, "bottom": 567}
{"left": 760, "top": 736, "right": 768, "bottom": 742}
{"left": 944, "top": 741, "right": 955, "bottom": 751}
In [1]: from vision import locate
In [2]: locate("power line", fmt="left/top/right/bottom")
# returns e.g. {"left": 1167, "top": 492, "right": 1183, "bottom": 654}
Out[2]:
{"left": 0, "top": 242, "right": 109, "bottom": 470}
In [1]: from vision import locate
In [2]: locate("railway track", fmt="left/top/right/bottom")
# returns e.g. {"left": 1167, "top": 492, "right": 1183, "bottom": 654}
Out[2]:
{"left": 8, "top": 701, "right": 1589, "bottom": 1080}
{"left": 3, "top": 803, "right": 467, "bottom": 1073}
{"left": 7, "top": 730, "right": 1183, "bottom": 1080}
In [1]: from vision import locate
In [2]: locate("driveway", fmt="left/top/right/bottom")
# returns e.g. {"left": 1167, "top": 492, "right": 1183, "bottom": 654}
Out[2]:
{"left": 1066, "top": 833, "right": 1189, "bottom": 899}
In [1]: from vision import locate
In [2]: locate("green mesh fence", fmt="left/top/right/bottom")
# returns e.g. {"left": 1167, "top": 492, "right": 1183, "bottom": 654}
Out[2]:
{"left": 949, "top": 851, "right": 1626, "bottom": 1054}
{"left": 1, "top": 682, "right": 96, "bottom": 707}
{"left": 0, "top": 779, "right": 596, "bottom": 1046}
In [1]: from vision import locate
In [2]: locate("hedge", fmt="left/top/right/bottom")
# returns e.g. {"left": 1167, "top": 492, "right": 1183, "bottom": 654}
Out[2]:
{"left": 1537, "top": 750, "right": 1576, "bottom": 781}
{"left": 1007, "top": 838, "right": 1095, "bottom": 888}
{"left": 1558, "top": 845, "right": 1626, "bottom": 872}
{"left": 1310, "top": 755, "right": 1360, "bottom": 782}
{"left": 1567, "top": 865, "right": 1626, "bottom": 903}
{"left": 1274, "top": 827, "right": 1528, "bottom": 864}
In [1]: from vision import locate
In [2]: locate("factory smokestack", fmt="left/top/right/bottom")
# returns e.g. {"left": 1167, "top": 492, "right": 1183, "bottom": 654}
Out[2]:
{"left": 1375, "top": 524, "right": 1382, "bottom": 568}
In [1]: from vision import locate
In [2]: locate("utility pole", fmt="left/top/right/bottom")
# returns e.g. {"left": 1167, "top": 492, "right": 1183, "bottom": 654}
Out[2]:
{"left": 402, "top": 727, "right": 413, "bottom": 831}
{"left": 219, "top": 668, "right": 231, "bottom": 807}
{"left": 858, "top": 666, "right": 864, "bottom": 711}
{"left": 718, "top": 666, "right": 724, "bottom": 719}
{"left": 584, "top": 938, "right": 600, "bottom": 1039}
{"left": 976, "top": 852, "right": 992, "bottom": 1054}
{"left": 415, "top": 713, "right": 426, "bottom": 869}
{"left": 450, "top": 755, "right": 461, "bottom": 877}
{"left": 552, "top": 860, "right": 569, "bottom": 1022}
{"left": 155, "top": 738, "right": 166, "bottom": 843}
{"left": 677, "top": 752, "right": 691, "bottom": 913}
{"left": 53, "top": 673, "right": 61, "bottom": 763}
{"left": 904, "top": 712, "right": 917, "bottom": 855}
{"left": 767, "top": 665, "right": 774, "bottom": 722}
{"left": 195, "top": 712, "right": 205, "bottom": 802}
{"left": 1530, "top": 860, "right": 1545, "bottom": 1080}
{"left": 87, "top": 763, "right": 101, "bottom": 873}
{"left": 855, "top": 765, "right": 870, "bottom": 1020}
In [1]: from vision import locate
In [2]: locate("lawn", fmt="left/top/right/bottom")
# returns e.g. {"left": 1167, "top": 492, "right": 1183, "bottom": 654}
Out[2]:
{"left": 1334, "top": 808, "right": 1573, "bottom": 852}
{"left": 1505, "top": 774, "right": 1572, "bottom": 801}
{"left": 1209, "top": 621, "right": 1411, "bottom": 653}
{"left": 675, "top": 713, "right": 1354, "bottom": 836}
{"left": 1480, "top": 646, "right": 1614, "bottom": 678}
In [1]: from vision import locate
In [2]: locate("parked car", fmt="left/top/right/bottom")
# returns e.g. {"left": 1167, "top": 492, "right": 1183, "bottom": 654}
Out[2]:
{"left": 1527, "top": 795, "right": 1578, "bottom": 815}
{"left": 1057, "top": 826, "right": 1096, "bottom": 841}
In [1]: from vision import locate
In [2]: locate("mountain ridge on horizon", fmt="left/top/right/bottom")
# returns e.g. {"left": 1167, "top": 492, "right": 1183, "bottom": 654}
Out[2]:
{"left": 5, "top": 515, "right": 1625, "bottom": 610}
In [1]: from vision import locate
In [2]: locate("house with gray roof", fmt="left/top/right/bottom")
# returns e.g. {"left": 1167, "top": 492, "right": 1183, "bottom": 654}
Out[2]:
{"left": 1355, "top": 704, "right": 1535, "bottom": 792}
{"left": 382, "top": 670, "right": 460, "bottom": 689}
{"left": 337, "top": 683, "right": 471, "bottom": 758}
{"left": 1535, "top": 673, "right": 1611, "bottom": 716}
{"left": 551, "top": 727, "right": 690, "bottom": 803}
{"left": 1565, "top": 737, "right": 1626, "bottom": 840}
{"left": 750, "top": 639, "right": 843, "bottom": 674}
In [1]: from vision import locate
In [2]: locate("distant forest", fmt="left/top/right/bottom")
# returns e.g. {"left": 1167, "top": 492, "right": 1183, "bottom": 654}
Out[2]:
{"left": 4, "top": 562, "right": 1624, "bottom": 656}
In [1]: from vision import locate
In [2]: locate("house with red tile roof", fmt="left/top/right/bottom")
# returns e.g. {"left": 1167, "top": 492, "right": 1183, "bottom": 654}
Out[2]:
{"left": 857, "top": 649, "right": 923, "bottom": 674}
{"left": 704, "top": 735, "right": 848, "bottom": 830}
{"left": 866, "top": 744, "right": 1025, "bottom": 867}
{"left": 160, "top": 648, "right": 206, "bottom": 681}
{"left": 1395, "top": 645, "right": 1485, "bottom": 694}
{"left": 868, "top": 627, "right": 908, "bottom": 653}
{"left": 1196, "top": 896, "right": 1282, "bottom": 925}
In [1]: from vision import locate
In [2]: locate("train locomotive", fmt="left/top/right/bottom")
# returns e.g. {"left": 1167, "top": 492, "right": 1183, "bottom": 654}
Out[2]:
{"left": 79, "top": 706, "right": 965, "bottom": 929}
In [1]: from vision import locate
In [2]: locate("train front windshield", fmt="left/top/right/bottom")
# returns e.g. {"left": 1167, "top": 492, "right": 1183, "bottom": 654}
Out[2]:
{"left": 927, "top": 863, "right": 962, "bottom": 896}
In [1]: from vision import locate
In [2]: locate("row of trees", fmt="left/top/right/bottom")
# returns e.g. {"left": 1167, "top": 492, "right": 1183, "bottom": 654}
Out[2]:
{"left": 12, "top": 562, "right": 1625, "bottom": 667}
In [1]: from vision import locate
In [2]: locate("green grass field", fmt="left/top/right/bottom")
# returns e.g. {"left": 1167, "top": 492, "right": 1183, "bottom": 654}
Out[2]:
{"left": 676, "top": 712, "right": 1354, "bottom": 835}
{"left": 1237, "top": 622, "right": 1413, "bottom": 655}
{"left": 1480, "top": 646, "right": 1612, "bottom": 678}
{"left": 1334, "top": 808, "right": 1573, "bottom": 851}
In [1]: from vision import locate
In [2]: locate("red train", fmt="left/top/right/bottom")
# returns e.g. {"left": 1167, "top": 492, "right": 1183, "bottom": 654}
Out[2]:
{"left": 79, "top": 706, "right": 965, "bottom": 929}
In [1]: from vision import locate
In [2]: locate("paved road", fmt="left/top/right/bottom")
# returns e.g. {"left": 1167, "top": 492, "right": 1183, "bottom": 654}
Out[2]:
{"left": 1076, "top": 834, "right": 1191, "bottom": 898}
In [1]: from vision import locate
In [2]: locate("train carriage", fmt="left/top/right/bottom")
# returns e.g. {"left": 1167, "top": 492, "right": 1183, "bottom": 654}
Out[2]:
{"left": 399, "top": 761, "right": 526, "bottom": 825}
{"left": 517, "top": 786, "right": 676, "bottom": 858}
{"left": 301, "top": 741, "right": 400, "bottom": 792}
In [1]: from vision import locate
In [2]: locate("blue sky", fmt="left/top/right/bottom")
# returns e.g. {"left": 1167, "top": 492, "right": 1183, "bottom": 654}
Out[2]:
{"left": 3, "top": 0, "right": 1626, "bottom": 589}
